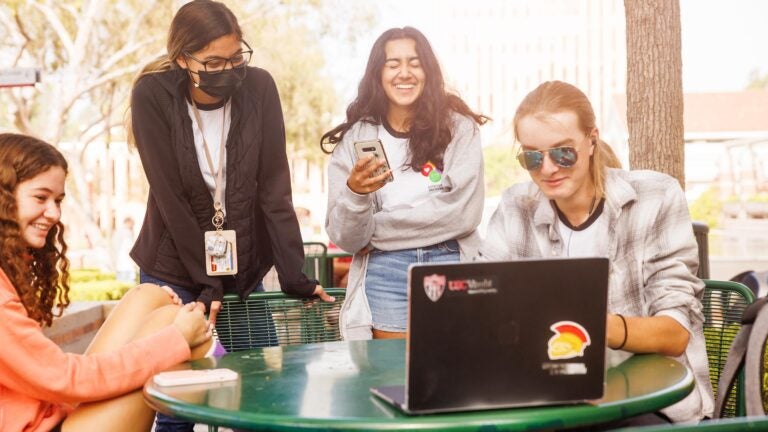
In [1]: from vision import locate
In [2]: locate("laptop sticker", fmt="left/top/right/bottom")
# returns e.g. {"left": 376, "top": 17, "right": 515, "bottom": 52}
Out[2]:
{"left": 547, "top": 321, "right": 591, "bottom": 360}
{"left": 424, "top": 274, "right": 447, "bottom": 302}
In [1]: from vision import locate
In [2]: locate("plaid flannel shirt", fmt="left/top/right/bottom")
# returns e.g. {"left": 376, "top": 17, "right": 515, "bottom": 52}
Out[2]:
{"left": 481, "top": 168, "right": 713, "bottom": 423}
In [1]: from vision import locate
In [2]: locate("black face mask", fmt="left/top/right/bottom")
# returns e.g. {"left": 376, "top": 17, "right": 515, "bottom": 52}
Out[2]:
{"left": 192, "top": 65, "right": 246, "bottom": 99}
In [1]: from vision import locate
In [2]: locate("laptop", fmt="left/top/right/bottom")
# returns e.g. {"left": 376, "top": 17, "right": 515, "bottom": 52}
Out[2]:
{"left": 370, "top": 257, "right": 609, "bottom": 414}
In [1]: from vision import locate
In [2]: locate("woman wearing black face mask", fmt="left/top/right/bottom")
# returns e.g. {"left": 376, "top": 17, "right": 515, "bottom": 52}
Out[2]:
{"left": 128, "top": 3, "right": 333, "bottom": 429}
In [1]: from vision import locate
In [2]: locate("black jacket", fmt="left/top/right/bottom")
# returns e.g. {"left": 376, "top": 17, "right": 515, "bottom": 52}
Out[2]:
{"left": 130, "top": 66, "right": 316, "bottom": 307}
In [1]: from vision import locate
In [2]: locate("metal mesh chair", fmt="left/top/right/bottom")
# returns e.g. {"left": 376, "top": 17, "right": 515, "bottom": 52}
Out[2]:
{"left": 214, "top": 288, "right": 345, "bottom": 352}
{"left": 702, "top": 279, "right": 756, "bottom": 417}
{"left": 303, "top": 241, "right": 330, "bottom": 288}
{"left": 612, "top": 280, "right": 757, "bottom": 432}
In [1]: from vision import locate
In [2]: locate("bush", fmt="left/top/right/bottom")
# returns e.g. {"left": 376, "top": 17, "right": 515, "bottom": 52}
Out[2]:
{"left": 689, "top": 187, "right": 723, "bottom": 229}
{"left": 68, "top": 269, "right": 131, "bottom": 301}
{"left": 70, "top": 269, "right": 118, "bottom": 284}
{"left": 69, "top": 280, "right": 133, "bottom": 301}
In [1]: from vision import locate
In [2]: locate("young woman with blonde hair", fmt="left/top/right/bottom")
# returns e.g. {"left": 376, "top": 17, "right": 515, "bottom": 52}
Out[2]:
{"left": 481, "top": 81, "right": 713, "bottom": 425}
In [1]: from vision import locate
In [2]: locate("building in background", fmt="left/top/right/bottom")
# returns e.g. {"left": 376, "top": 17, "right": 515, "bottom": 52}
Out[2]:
{"left": 605, "top": 91, "right": 768, "bottom": 201}
{"left": 605, "top": 90, "right": 768, "bottom": 278}
{"left": 59, "top": 140, "right": 147, "bottom": 270}
{"left": 420, "top": 0, "right": 627, "bottom": 147}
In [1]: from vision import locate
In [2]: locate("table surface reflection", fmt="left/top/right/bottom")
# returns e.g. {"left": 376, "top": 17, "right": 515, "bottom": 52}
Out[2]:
{"left": 143, "top": 339, "right": 693, "bottom": 431}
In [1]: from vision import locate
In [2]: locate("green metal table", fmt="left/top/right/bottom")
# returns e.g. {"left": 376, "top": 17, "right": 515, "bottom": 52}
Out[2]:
{"left": 143, "top": 339, "right": 694, "bottom": 431}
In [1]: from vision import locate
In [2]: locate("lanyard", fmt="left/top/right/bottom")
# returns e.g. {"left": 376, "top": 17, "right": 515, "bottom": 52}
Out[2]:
{"left": 190, "top": 99, "right": 227, "bottom": 230}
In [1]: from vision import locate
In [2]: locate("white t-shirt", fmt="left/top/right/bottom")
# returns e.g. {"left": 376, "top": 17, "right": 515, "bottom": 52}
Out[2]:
{"left": 555, "top": 199, "right": 608, "bottom": 258}
{"left": 377, "top": 124, "right": 450, "bottom": 212}
{"left": 187, "top": 99, "right": 232, "bottom": 214}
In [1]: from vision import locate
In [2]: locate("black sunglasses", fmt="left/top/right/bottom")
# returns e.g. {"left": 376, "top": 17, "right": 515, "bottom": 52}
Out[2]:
{"left": 516, "top": 146, "right": 579, "bottom": 171}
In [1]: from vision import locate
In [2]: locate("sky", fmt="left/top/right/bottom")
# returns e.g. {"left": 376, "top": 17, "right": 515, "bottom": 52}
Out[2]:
{"left": 679, "top": 0, "right": 768, "bottom": 92}
{"left": 328, "top": 0, "right": 768, "bottom": 100}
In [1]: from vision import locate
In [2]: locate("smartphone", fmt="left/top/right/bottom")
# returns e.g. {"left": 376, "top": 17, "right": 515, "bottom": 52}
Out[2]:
{"left": 153, "top": 368, "right": 238, "bottom": 387}
{"left": 354, "top": 139, "right": 394, "bottom": 183}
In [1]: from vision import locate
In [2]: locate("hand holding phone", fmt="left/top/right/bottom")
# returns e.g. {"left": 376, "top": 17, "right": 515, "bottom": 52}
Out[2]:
{"left": 153, "top": 368, "right": 238, "bottom": 387}
{"left": 348, "top": 139, "right": 393, "bottom": 194}
{"left": 354, "top": 139, "right": 394, "bottom": 183}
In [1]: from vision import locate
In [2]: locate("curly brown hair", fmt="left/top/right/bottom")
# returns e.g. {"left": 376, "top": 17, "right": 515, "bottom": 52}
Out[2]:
{"left": 0, "top": 133, "right": 70, "bottom": 327}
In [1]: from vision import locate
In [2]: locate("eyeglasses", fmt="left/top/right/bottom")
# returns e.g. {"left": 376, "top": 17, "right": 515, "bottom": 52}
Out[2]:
{"left": 183, "top": 41, "right": 253, "bottom": 74}
{"left": 516, "top": 146, "right": 579, "bottom": 171}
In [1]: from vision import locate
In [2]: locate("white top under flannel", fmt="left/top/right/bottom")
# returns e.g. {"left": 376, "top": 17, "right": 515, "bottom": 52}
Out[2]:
{"left": 480, "top": 168, "right": 713, "bottom": 424}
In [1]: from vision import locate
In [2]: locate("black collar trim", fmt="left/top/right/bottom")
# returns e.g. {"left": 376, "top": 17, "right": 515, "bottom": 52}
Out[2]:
{"left": 184, "top": 92, "right": 228, "bottom": 111}
{"left": 554, "top": 198, "right": 606, "bottom": 231}
{"left": 381, "top": 118, "right": 409, "bottom": 139}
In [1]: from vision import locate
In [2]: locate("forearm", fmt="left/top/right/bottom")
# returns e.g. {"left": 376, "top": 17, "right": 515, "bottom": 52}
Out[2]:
{"left": 326, "top": 160, "right": 376, "bottom": 252}
{"left": 607, "top": 314, "right": 689, "bottom": 357}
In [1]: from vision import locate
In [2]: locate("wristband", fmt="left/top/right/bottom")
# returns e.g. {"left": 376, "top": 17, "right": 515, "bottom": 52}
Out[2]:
{"left": 615, "top": 313, "right": 628, "bottom": 350}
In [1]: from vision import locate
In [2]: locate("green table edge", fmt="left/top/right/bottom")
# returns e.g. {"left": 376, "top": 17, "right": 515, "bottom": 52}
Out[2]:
{"left": 144, "top": 347, "right": 694, "bottom": 431}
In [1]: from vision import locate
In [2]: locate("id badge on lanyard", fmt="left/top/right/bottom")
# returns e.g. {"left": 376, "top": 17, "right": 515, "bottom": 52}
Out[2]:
{"left": 205, "top": 229, "right": 238, "bottom": 276}
{"left": 192, "top": 99, "right": 238, "bottom": 276}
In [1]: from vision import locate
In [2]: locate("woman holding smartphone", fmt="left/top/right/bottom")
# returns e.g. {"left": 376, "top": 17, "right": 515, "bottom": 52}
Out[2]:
{"left": 321, "top": 27, "right": 488, "bottom": 340}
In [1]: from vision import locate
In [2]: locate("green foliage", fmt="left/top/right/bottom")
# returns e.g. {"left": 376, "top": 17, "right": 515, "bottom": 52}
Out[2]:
{"left": 68, "top": 269, "right": 131, "bottom": 301}
{"left": 0, "top": 0, "right": 372, "bottom": 156}
{"left": 236, "top": 1, "right": 374, "bottom": 162}
{"left": 748, "top": 193, "right": 768, "bottom": 203}
{"left": 69, "top": 280, "right": 133, "bottom": 301}
{"left": 69, "top": 268, "right": 117, "bottom": 283}
{"left": 0, "top": 0, "right": 175, "bottom": 140}
{"left": 483, "top": 144, "right": 528, "bottom": 197}
{"left": 689, "top": 187, "right": 723, "bottom": 229}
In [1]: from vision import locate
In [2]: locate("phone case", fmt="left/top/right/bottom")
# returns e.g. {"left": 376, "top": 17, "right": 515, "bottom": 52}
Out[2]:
{"left": 153, "top": 368, "right": 238, "bottom": 387}
{"left": 354, "top": 139, "right": 394, "bottom": 182}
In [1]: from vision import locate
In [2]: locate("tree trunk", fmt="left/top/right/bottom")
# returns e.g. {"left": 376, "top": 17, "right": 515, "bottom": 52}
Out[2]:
{"left": 624, "top": 0, "right": 685, "bottom": 187}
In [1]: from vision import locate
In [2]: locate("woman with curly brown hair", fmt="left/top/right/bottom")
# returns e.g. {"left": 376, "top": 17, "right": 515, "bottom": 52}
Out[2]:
{"left": 0, "top": 133, "right": 212, "bottom": 432}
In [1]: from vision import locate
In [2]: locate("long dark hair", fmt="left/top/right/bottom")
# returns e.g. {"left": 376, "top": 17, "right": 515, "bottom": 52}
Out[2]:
{"left": 127, "top": 0, "right": 242, "bottom": 144}
{"left": 321, "top": 27, "right": 488, "bottom": 171}
{"left": 0, "top": 133, "right": 70, "bottom": 326}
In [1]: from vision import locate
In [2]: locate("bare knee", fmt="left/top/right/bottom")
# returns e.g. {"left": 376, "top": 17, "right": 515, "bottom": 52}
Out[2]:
{"left": 132, "top": 304, "right": 183, "bottom": 339}
{"left": 122, "top": 283, "right": 174, "bottom": 308}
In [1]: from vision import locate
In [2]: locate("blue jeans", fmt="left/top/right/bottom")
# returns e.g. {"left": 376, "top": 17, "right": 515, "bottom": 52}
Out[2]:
{"left": 365, "top": 240, "right": 460, "bottom": 332}
{"left": 139, "top": 270, "right": 271, "bottom": 432}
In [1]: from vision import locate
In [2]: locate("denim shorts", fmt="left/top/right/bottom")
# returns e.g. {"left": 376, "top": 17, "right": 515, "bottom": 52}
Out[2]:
{"left": 365, "top": 240, "right": 460, "bottom": 332}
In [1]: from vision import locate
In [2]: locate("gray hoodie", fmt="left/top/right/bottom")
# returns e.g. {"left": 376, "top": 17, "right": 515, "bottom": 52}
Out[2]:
{"left": 325, "top": 112, "right": 484, "bottom": 340}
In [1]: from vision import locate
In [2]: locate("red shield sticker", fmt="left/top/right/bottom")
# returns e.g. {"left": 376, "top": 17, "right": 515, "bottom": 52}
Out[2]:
{"left": 424, "top": 274, "right": 446, "bottom": 302}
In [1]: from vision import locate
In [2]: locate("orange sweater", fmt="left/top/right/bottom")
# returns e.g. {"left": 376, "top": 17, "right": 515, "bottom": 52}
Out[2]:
{"left": 0, "top": 268, "right": 190, "bottom": 432}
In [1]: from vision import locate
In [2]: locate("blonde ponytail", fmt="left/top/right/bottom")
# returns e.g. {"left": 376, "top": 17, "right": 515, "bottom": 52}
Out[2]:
{"left": 591, "top": 138, "right": 622, "bottom": 200}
